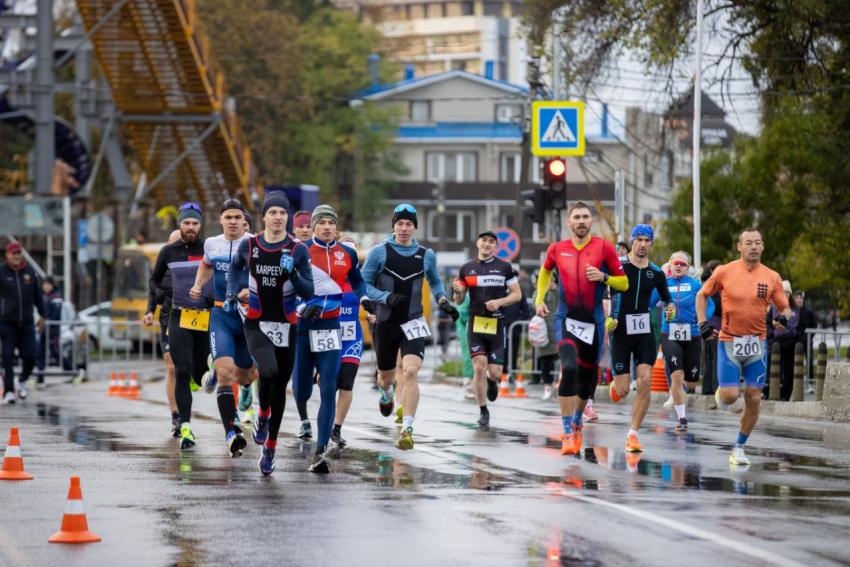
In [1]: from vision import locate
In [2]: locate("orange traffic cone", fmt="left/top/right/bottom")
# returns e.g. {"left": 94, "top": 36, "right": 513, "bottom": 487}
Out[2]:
{"left": 498, "top": 374, "right": 512, "bottom": 398}
{"left": 48, "top": 477, "right": 101, "bottom": 543}
{"left": 105, "top": 373, "right": 119, "bottom": 396}
{"left": 513, "top": 373, "right": 528, "bottom": 398}
{"left": 126, "top": 373, "right": 141, "bottom": 400}
{"left": 0, "top": 428, "right": 33, "bottom": 480}
{"left": 651, "top": 347, "right": 668, "bottom": 392}
{"left": 116, "top": 372, "right": 127, "bottom": 397}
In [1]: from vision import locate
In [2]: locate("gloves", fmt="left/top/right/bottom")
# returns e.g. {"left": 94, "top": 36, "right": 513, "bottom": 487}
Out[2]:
{"left": 361, "top": 298, "right": 378, "bottom": 315}
{"left": 386, "top": 294, "right": 408, "bottom": 308}
{"left": 665, "top": 304, "right": 677, "bottom": 322}
{"left": 605, "top": 316, "right": 617, "bottom": 332}
{"left": 280, "top": 254, "right": 294, "bottom": 274}
{"left": 222, "top": 296, "right": 239, "bottom": 313}
{"left": 302, "top": 305, "right": 321, "bottom": 322}
{"left": 775, "top": 315, "right": 789, "bottom": 328}
{"left": 699, "top": 321, "right": 715, "bottom": 340}
{"left": 439, "top": 300, "right": 460, "bottom": 322}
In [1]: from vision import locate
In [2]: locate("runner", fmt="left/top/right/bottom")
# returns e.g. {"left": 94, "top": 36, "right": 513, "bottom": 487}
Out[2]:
{"left": 292, "top": 209, "right": 314, "bottom": 440}
{"left": 293, "top": 206, "right": 377, "bottom": 472}
{"left": 143, "top": 230, "right": 182, "bottom": 436}
{"left": 361, "top": 204, "right": 459, "bottom": 450}
{"left": 452, "top": 230, "right": 521, "bottom": 427}
{"left": 651, "top": 251, "right": 714, "bottom": 434}
{"left": 149, "top": 203, "right": 214, "bottom": 452}
{"left": 330, "top": 235, "right": 374, "bottom": 447}
{"left": 608, "top": 225, "right": 675, "bottom": 453}
{"left": 189, "top": 198, "right": 255, "bottom": 458}
{"left": 534, "top": 202, "right": 627, "bottom": 456}
{"left": 697, "top": 227, "right": 791, "bottom": 466}
{"left": 226, "top": 191, "right": 314, "bottom": 476}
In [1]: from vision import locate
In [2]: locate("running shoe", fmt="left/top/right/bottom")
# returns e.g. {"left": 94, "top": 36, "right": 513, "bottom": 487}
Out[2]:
{"left": 395, "top": 405, "right": 404, "bottom": 424}
{"left": 477, "top": 411, "right": 490, "bottom": 427}
{"left": 542, "top": 385, "right": 552, "bottom": 401}
{"left": 583, "top": 405, "right": 598, "bottom": 421}
{"left": 715, "top": 389, "right": 731, "bottom": 410}
{"left": 171, "top": 416, "right": 182, "bottom": 437}
{"left": 330, "top": 428, "right": 347, "bottom": 447}
{"left": 3, "top": 391, "right": 15, "bottom": 404}
{"left": 396, "top": 428, "right": 414, "bottom": 451}
{"left": 610, "top": 386, "right": 621, "bottom": 403}
{"left": 487, "top": 378, "right": 498, "bottom": 402}
{"left": 201, "top": 367, "right": 217, "bottom": 394}
{"left": 252, "top": 415, "right": 269, "bottom": 445}
{"left": 560, "top": 433, "right": 579, "bottom": 456}
{"left": 241, "top": 408, "right": 256, "bottom": 425}
{"left": 675, "top": 418, "right": 689, "bottom": 434}
{"left": 189, "top": 379, "right": 200, "bottom": 392}
{"left": 258, "top": 447, "right": 276, "bottom": 476}
{"left": 626, "top": 453, "right": 641, "bottom": 472}
{"left": 625, "top": 434, "right": 643, "bottom": 453}
{"left": 180, "top": 424, "right": 197, "bottom": 451}
{"left": 298, "top": 420, "right": 313, "bottom": 439}
{"left": 663, "top": 396, "right": 674, "bottom": 409}
{"left": 729, "top": 446, "right": 750, "bottom": 466}
{"left": 237, "top": 384, "right": 253, "bottom": 412}
{"left": 379, "top": 391, "right": 395, "bottom": 417}
{"left": 227, "top": 430, "right": 247, "bottom": 458}
{"left": 572, "top": 425, "right": 583, "bottom": 453}
{"left": 309, "top": 452, "right": 330, "bottom": 474}
{"left": 17, "top": 381, "right": 27, "bottom": 400}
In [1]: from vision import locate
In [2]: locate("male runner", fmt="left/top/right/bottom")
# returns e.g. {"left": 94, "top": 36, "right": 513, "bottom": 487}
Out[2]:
{"left": 651, "top": 251, "right": 714, "bottom": 433}
{"left": 534, "top": 202, "right": 627, "bottom": 456}
{"left": 143, "top": 230, "right": 182, "bottom": 436}
{"left": 292, "top": 209, "right": 315, "bottom": 439}
{"left": 149, "top": 203, "right": 214, "bottom": 452}
{"left": 453, "top": 230, "right": 521, "bottom": 426}
{"left": 189, "top": 198, "right": 255, "bottom": 457}
{"left": 607, "top": 225, "right": 675, "bottom": 453}
{"left": 226, "top": 191, "right": 314, "bottom": 476}
{"left": 294, "top": 206, "right": 377, "bottom": 472}
{"left": 361, "top": 204, "right": 459, "bottom": 450}
{"left": 697, "top": 227, "right": 790, "bottom": 466}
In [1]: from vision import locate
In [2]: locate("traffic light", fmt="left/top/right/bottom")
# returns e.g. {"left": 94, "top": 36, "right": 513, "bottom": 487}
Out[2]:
{"left": 522, "top": 188, "right": 546, "bottom": 225}
{"left": 543, "top": 158, "right": 567, "bottom": 209}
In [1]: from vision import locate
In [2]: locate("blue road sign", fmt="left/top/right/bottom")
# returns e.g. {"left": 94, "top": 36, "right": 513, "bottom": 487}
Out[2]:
{"left": 78, "top": 220, "right": 88, "bottom": 247}
{"left": 532, "top": 101, "right": 585, "bottom": 156}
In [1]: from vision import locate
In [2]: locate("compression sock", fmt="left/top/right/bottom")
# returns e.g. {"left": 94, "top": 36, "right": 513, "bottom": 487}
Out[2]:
{"left": 561, "top": 416, "right": 573, "bottom": 435}
{"left": 258, "top": 407, "right": 271, "bottom": 419}
{"left": 171, "top": 411, "right": 179, "bottom": 421}
{"left": 735, "top": 432, "right": 749, "bottom": 448}
{"left": 572, "top": 409, "right": 583, "bottom": 428}
{"left": 332, "top": 424, "right": 341, "bottom": 436}
{"left": 675, "top": 404, "right": 686, "bottom": 419}
{"left": 297, "top": 401, "right": 309, "bottom": 421}
{"left": 216, "top": 386, "right": 237, "bottom": 434}
{"left": 380, "top": 383, "right": 395, "bottom": 403}
{"left": 264, "top": 439, "right": 277, "bottom": 451}
{"left": 628, "top": 429, "right": 639, "bottom": 438}
{"left": 480, "top": 405, "right": 489, "bottom": 415}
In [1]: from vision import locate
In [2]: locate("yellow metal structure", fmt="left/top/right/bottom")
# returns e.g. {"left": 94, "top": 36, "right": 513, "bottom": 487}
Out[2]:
{"left": 76, "top": 0, "right": 262, "bottom": 207}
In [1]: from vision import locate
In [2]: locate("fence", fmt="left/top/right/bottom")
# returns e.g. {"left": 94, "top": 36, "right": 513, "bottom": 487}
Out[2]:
{"left": 804, "top": 329, "right": 850, "bottom": 385}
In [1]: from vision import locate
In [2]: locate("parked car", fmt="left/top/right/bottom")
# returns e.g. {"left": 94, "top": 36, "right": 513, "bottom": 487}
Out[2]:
{"left": 77, "top": 301, "right": 135, "bottom": 353}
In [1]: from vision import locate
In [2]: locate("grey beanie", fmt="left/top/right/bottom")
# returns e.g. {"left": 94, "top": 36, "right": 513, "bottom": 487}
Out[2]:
{"left": 262, "top": 191, "right": 290, "bottom": 216}
{"left": 177, "top": 205, "right": 202, "bottom": 224}
{"left": 312, "top": 204, "right": 339, "bottom": 229}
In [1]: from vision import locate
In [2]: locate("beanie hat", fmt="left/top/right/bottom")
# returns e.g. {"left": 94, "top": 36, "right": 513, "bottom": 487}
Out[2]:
{"left": 178, "top": 204, "right": 202, "bottom": 224}
{"left": 262, "top": 191, "right": 290, "bottom": 216}
{"left": 312, "top": 205, "right": 339, "bottom": 229}
{"left": 630, "top": 224, "right": 654, "bottom": 244}
{"left": 392, "top": 204, "right": 418, "bottom": 229}
{"left": 220, "top": 198, "right": 245, "bottom": 215}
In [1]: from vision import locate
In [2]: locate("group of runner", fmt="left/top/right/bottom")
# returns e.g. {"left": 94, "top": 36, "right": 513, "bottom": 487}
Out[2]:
{"left": 144, "top": 194, "right": 789, "bottom": 474}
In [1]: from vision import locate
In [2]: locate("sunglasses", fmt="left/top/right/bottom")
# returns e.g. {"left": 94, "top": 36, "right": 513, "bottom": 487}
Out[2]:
{"left": 180, "top": 202, "right": 202, "bottom": 212}
{"left": 671, "top": 261, "right": 689, "bottom": 267}
{"left": 394, "top": 204, "right": 416, "bottom": 214}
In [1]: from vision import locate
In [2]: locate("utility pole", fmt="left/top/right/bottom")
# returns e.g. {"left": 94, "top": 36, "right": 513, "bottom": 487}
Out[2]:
{"left": 435, "top": 180, "right": 446, "bottom": 255}
{"left": 35, "top": 0, "right": 55, "bottom": 195}
{"left": 693, "top": 0, "right": 705, "bottom": 269}
{"left": 516, "top": 53, "right": 543, "bottom": 256}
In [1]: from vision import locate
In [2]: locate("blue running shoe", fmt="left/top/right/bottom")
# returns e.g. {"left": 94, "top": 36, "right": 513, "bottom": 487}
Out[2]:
{"left": 237, "top": 384, "right": 253, "bottom": 412}
{"left": 252, "top": 415, "right": 269, "bottom": 445}
{"left": 227, "top": 430, "right": 247, "bottom": 458}
{"left": 258, "top": 447, "right": 276, "bottom": 476}
{"left": 201, "top": 367, "right": 217, "bottom": 394}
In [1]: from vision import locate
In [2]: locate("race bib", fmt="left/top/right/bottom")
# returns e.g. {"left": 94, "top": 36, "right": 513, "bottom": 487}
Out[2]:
{"left": 179, "top": 309, "right": 210, "bottom": 331}
{"left": 733, "top": 335, "right": 762, "bottom": 357}
{"left": 473, "top": 316, "right": 498, "bottom": 335}
{"left": 341, "top": 321, "right": 357, "bottom": 342}
{"left": 565, "top": 318, "right": 595, "bottom": 345}
{"left": 626, "top": 313, "right": 650, "bottom": 335}
{"left": 400, "top": 317, "right": 432, "bottom": 340}
{"left": 259, "top": 322, "right": 290, "bottom": 347}
{"left": 310, "top": 329, "right": 341, "bottom": 353}
{"left": 669, "top": 323, "right": 691, "bottom": 341}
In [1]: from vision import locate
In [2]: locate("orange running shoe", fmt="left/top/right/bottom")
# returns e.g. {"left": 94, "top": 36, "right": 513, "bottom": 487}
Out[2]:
{"left": 572, "top": 425, "right": 583, "bottom": 453}
{"left": 625, "top": 433, "right": 643, "bottom": 453}
{"left": 610, "top": 386, "right": 621, "bottom": 403}
{"left": 561, "top": 433, "right": 579, "bottom": 455}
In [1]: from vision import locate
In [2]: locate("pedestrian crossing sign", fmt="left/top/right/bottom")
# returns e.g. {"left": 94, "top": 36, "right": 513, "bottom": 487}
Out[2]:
{"left": 532, "top": 101, "right": 585, "bottom": 156}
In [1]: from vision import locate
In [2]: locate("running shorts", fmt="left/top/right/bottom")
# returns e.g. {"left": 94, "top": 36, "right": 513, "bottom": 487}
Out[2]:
{"left": 374, "top": 322, "right": 425, "bottom": 371}
{"left": 718, "top": 339, "right": 768, "bottom": 389}
{"left": 661, "top": 335, "right": 702, "bottom": 382}
{"left": 466, "top": 318, "right": 506, "bottom": 365}
{"left": 209, "top": 307, "right": 253, "bottom": 369}
{"left": 610, "top": 330, "right": 657, "bottom": 375}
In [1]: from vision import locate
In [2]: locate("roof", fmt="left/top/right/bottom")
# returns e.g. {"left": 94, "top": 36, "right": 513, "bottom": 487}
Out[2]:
{"left": 668, "top": 87, "right": 726, "bottom": 119}
{"left": 396, "top": 122, "right": 522, "bottom": 142}
{"left": 361, "top": 69, "right": 528, "bottom": 100}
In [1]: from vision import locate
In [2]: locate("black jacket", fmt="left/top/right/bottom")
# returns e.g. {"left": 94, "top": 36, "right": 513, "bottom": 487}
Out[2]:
{"left": 0, "top": 261, "right": 45, "bottom": 326}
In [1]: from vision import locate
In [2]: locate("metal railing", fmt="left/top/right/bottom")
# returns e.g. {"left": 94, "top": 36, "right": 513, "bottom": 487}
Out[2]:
{"left": 804, "top": 329, "right": 850, "bottom": 383}
{"left": 506, "top": 320, "right": 542, "bottom": 379}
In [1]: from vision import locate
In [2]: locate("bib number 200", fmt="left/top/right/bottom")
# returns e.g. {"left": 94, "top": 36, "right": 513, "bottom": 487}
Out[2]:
{"left": 733, "top": 335, "right": 762, "bottom": 357}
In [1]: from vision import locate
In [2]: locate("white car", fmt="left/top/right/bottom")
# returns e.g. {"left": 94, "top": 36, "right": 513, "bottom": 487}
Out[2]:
{"left": 77, "top": 302, "right": 135, "bottom": 352}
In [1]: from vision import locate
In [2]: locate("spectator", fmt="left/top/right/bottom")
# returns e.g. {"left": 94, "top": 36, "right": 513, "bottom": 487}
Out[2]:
{"left": 700, "top": 259, "right": 722, "bottom": 395}
{"left": 536, "top": 274, "right": 559, "bottom": 400}
{"left": 456, "top": 295, "right": 474, "bottom": 399}
{"left": 34, "top": 276, "right": 64, "bottom": 386}
{"left": 767, "top": 280, "right": 800, "bottom": 401}
{"left": 503, "top": 286, "right": 531, "bottom": 381}
{"left": 0, "top": 242, "right": 46, "bottom": 403}
{"left": 830, "top": 309, "right": 839, "bottom": 332}
{"left": 795, "top": 290, "right": 818, "bottom": 392}
{"left": 516, "top": 268, "right": 534, "bottom": 301}
{"left": 616, "top": 241, "right": 630, "bottom": 256}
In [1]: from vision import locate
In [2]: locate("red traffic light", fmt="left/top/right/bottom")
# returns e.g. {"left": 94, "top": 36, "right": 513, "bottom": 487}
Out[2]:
{"left": 548, "top": 159, "right": 566, "bottom": 177}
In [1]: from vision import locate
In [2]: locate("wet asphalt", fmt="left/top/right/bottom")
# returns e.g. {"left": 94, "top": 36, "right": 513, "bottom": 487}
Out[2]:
{"left": 2, "top": 361, "right": 850, "bottom": 567}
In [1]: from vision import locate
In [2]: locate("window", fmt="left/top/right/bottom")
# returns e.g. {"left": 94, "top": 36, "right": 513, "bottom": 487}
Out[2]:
{"left": 643, "top": 155, "right": 654, "bottom": 188}
{"left": 495, "top": 104, "right": 522, "bottom": 123}
{"left": 460, "top": 1, "right": 474, "bottom": 15}
{"left": 643, "top": 213, "right": 653, "bottom": 223}
{"left": 659, "top": 153, "right": 672, "bottom": 191}
{"left": 501, "top": 154, "right": 521, "bottom": 183}
{"left": 428, "top": 211, "right": 475, "bottom": 242}
{"left": 410, "top": 100, "right": 431, "bottom": 122}
{"left": 426, "top": 152, "right": 477, "bottom": 182}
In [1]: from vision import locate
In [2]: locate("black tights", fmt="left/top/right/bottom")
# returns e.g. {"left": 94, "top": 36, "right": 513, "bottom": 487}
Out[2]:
{"left": 245, "top": 319, "right": 296, "bottom": 441}
{"left": 168, "top": 315, "right": 210, "bottom": 424}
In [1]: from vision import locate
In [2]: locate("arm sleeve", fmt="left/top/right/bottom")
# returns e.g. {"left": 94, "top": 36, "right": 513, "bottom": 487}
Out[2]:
{"left": 346, "top": 248, "right": 370, "bottom": 300}
{"left": 149, "top": 247, "right": 168, "bottom": 298}
{"left": 226, "top": 240, "right": 249, "bottom": 298}
{"left": 291, "top": 243, "right": 314, "bottom": 301}
{"left": 424, "top": 249, "right": 447, "bottom": 301}
{"left": 535, "top": 244, "right": 557, "bottom": 306}
{"left": 602, "top": 241, "right": 628, "bottom": 292}
{"left": 656, "top": 273, "right": 672, "bottom": 304}
{"left": 706, "top": 295, "right": 715, "bottom": 320}
{"left": 146, "top": 287, "right": 157, "bottom": 314}
{"left": 610, "top": 288, "right": 622, "bottom": 319}
{"left": 361, "top": 246, "right": 390, "bottom": 304}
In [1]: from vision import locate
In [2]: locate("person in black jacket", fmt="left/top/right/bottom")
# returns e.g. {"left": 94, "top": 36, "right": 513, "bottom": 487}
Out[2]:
{"left": 795, "top": 290, "right": 818, "bottom": 392}
{"left": 34, "top": 276, "right": 64, "bottom": 385}
{"left": 1, "top": 242, "right": 46, "bottom": 403}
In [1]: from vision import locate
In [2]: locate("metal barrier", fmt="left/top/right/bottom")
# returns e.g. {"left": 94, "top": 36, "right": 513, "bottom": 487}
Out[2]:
{"left": 804, "top": 329, "right": 850, "bottom": 382}
{"left": 506, "top": 320, "right": 542, "bottom": 380}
